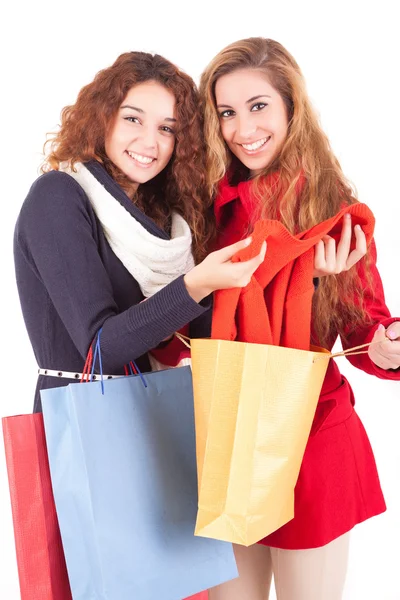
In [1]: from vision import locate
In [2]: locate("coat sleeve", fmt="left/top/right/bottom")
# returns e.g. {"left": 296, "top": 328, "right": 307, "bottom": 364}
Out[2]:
{"left": 340, "top": 239, "right": 400, "bottom": 380}
{"left": 15, "top": 172, "right": 210, "bottom": 371}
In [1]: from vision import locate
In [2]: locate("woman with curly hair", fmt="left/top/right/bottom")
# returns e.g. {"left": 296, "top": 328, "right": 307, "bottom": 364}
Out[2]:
{"left": 200, "top": 38, "right": 400, "bottom": 599}
{"left": 14, "top": 51, "right": 265, "bottom": 413}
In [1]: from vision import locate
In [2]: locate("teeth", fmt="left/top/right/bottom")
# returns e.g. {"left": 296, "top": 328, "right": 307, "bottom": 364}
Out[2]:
{"left": 127, "top": 151, "right": 154, "bottom": 164}
{"left": 241, "top": 137, "right": 269, "bottom": 151}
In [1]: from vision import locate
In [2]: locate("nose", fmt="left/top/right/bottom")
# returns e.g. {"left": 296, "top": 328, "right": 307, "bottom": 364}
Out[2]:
{"left": 140, "top": 124, "right": 157, "bottom": 149}
{"left": 237, "top": 113, "right": 257, "bottom": 140}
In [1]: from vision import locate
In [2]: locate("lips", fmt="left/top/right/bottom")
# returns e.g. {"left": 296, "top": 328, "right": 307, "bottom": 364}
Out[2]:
{"left": 126, "top": 150, "right": 156, "bottom": 166}
{"left": 239, "top": 136, "right": 271, "bottom": 154}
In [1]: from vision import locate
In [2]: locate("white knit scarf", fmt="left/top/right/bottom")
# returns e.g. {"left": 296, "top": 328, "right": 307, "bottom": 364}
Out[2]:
{"left": 61, "top": 163, "right": 195, "bottom": 297}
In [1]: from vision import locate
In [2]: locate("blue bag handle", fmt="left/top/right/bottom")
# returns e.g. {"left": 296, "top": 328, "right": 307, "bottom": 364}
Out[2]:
{"left": 89, "top": 328, "right": 147, "bottom": 395}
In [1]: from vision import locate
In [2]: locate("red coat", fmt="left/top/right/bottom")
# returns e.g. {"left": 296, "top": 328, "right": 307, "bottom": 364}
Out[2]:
{"left": 212, "top": 176, "right": 400, "bottom": 549}
{"left": 211, "top": 205, "right": 375, "bottom": 347}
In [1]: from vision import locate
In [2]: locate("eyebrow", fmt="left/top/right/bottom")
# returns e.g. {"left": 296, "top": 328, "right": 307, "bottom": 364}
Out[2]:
{"left": 217, "top": 94, "right": 272, "bottom": 109}
{"left": 120, "top": 104, "right": 176, "bottom": 122}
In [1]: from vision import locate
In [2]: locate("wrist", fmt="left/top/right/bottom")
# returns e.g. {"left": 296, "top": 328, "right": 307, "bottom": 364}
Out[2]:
{"left": 184, "top": 270, "right": 213, "bottom": 303}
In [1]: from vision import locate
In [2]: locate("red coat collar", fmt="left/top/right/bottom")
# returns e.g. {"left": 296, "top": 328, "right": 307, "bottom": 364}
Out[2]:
{"left": 215, "top": 171, "right": 287, "bottom": 225}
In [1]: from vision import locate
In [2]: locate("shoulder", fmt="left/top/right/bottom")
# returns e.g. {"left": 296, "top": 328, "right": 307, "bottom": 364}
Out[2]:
{"left": 15, "top": 171, "right": 97, "bottom": 247}
{"left": 23, "top": 170, "right": 91, "bottom": 213}
{"left": 17, "top": 171, "right": 95, "bottom": 230}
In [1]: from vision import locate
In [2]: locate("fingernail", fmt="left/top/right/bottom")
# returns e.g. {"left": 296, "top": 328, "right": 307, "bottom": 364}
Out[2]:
{"left": 377, "top": 324, "right": 385, "bottom": 332}
{"left": 355, "top": 224, "right": 362, "bottom": 231}
{"left": 244, "top": 237, "right": 252, "bottom": 246}
{"left": 387, "top": 329, "right": 397, "bottom": 340}
{"left": 345, "top": 213, "right": 351, "bottom": 219}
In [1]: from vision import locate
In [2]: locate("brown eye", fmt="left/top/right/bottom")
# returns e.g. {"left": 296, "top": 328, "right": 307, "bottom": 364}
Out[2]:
{"left": 160, "top": 126, "right": 175, "bottom": 134}
{"left": 250, "top": 103, "right": 267, "bottom": 112}
{"left": 219, "top": 110, "right": 235, "bottom": 118}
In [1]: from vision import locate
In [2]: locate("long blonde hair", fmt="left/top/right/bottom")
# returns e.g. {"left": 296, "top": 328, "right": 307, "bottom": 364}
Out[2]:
{"left": 200, "top": 37, "right": 372, "bottom": 346}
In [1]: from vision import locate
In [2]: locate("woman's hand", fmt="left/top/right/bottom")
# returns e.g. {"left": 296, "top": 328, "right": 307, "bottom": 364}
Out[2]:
{"left": 184, "top": 237, "right": 267, "bottom": 303}
{"left": 313, "top": 214, "right": 367, "bottom": 277}
{"left": 368, "top": 322, "right": 400, "bottom": 370}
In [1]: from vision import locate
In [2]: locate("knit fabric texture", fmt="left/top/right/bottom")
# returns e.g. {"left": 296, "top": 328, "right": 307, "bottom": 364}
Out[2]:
{"left": 212, "top": 204, "right": 375, "bottom": 350}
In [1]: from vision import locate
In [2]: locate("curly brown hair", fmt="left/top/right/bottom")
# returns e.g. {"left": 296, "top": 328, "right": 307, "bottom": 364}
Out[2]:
{"left": 43, "top": 51, "right": 214, "bottom": 263}
{"left": 200, "top": 37, "right": 373, "bottom": 346}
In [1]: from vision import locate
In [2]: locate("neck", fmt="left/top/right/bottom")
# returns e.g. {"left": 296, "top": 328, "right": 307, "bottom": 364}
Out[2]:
{"left": 125, "top": 182, "right": 139, "bottom": 200}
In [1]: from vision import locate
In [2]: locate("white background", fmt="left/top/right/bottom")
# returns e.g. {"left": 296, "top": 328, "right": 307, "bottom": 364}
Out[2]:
{"left": 1, "top": 1, "right": 399, "bottom": 598}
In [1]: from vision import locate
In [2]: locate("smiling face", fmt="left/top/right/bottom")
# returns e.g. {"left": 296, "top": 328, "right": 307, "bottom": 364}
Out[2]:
{"left": 105, "top": 80, "right": 177, "bottom": 197}
{"left": 215, "top": 69, "right": 289, "bottom": 175}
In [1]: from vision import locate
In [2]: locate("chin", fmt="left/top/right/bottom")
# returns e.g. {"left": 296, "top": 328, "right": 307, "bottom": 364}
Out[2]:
{"left": 126, "top": 169, "right": 156, "bottom": 185}
{"left": 242, "top": 159, "right": 271, "bottom": 172}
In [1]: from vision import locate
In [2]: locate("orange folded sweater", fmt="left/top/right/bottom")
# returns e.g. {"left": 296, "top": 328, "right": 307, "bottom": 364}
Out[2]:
{"left": 212, "top": 204, "right": 375, "bottom": 350}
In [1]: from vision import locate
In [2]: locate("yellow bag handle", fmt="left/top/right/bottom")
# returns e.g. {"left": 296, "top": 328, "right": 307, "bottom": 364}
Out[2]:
{"left": 175, "top": 332, "right": 191, "bottom": 349}
{"left": 174, "top": 332, "right": 384, "bottom": 361}
{"left": 328, "top": 340, "right": 379, "bottom": 360}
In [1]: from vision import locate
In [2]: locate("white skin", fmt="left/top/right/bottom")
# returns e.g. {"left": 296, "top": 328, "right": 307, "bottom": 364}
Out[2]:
{"left": 105, "top": 80, "right": 266, "bottom": 304}
{"left": 105, "top": 81, "right": 177, "bottom": 197}
{"left": 215, "top": 68, "right": 399, "bottom": 367}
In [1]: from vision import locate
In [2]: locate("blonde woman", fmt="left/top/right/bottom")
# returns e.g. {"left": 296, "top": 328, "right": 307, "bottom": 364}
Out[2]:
{"left": 200, "top": 38, "right": 400, "bottom": 600}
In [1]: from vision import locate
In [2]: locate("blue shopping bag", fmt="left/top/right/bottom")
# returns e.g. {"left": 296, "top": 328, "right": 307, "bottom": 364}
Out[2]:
{"left": 41, "top": 333, "right": 237, "bottom": 600}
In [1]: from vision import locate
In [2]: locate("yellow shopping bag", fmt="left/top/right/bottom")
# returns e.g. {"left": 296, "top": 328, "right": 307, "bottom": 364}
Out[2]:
{"left": 188, "top": 337, "right": 330, "bottom": 546}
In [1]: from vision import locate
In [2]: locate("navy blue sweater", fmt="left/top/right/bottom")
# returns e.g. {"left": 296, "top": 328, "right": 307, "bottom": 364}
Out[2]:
{"left": 14, "top": 161, "right": 211, "bottom": 412}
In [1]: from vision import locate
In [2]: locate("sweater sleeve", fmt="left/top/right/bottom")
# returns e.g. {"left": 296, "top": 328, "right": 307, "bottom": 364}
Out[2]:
{"left": 148, "top": 297, "right": 214, "bottom": 367}
{"left": 340, "top": 239, "right": 400, "bottom": 380}
{"left": 15, "top": 172, "right": 209, "bottom": 371}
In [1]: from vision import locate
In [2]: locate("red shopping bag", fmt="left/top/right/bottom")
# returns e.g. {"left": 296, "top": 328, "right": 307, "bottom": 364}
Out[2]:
{"left": 2, "top": 413, "right": 72, "bottom": 600}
